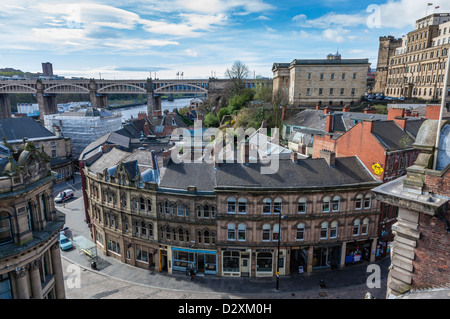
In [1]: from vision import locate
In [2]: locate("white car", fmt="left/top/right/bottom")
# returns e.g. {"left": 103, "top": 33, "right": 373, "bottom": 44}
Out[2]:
{"left": 54, "top": 189, "right": 74, "bottom": 203}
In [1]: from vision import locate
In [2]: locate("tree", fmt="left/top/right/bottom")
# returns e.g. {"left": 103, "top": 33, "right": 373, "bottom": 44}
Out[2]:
{"left": 204, "top": 112, "right": 220, "bottom": 127}
{"left": 225, "top": 60, "right": 250, "bottom": 94}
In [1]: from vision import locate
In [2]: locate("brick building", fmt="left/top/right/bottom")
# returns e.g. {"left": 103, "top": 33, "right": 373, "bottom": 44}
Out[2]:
{"left": 373, "top": 119, "right": 449, "bottom": 297}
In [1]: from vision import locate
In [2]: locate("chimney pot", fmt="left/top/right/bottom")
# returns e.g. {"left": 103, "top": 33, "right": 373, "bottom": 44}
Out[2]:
{"left": 319, "top": 149, "right": 336, "bottom": 166}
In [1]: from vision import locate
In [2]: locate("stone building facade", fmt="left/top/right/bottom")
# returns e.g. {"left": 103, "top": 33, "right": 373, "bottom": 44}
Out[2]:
{"left": 81, "top": 138, "right": 383, "bottom": 278}
{"left": 272, "top": 53, "right": 369, "bottom": 107}
{"left": 375, "top": 13, "right": 450, "bottom": 101}
{"left": 0, "top": 141, "right": 66, "bottom": 299}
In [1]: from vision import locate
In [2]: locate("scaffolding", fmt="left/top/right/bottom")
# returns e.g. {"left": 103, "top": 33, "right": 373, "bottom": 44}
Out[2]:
{"left": 43, "top": 107, "right": 122, "bottom": 159}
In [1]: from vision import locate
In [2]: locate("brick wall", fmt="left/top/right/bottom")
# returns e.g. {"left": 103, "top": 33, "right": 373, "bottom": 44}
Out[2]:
{"left": 311, "top": 135, "right": 336, "bottom": 158}
{"left": 412, "top": 211, "right": 450, "bottom": 289}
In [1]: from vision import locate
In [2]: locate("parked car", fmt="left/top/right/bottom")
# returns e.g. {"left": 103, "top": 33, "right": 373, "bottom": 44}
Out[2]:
{"left": 59, "top": 233, "right": 73, "bottom": 251}
{"left": 54, "top": 189, "right": 74, "bottom": 203}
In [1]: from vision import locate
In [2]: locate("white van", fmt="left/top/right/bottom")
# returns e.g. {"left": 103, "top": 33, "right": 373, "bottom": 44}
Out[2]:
{"left": 54, "top": 189, "right": 74, "bottom": 203}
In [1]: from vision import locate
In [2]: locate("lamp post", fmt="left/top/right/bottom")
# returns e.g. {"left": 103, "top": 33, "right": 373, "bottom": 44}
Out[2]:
{"left": 276, "top": 214, "right": 287, "bottom": 290}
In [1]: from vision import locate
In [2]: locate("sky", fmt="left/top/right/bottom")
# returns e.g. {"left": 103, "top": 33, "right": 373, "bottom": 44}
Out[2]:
{"left": 1, "top": 0, "right": 450, "bottom": 80}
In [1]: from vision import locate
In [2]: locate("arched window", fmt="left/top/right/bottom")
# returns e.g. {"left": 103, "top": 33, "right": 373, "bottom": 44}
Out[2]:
{"left": 297, "top": 197, "right": 307, "bottom": 214}
{"left": 262, "top": 198, "right": 271, "bottom": 214}
{"left": 238, "top": 198, "right": 247, "bottom": 214}
{"left": 227, "top": 198, "right": 236, "bottom": 214}
{"left": 262, "top": 224, "right": 271, "bottom": 241}
{"left": 164, "top": 201, "right": 170, "bottom": 214}
{"left": 139, "top": 197, "right": 145, "bottom": 211}
{"left": 296, "top": 223, "right": 305, "bottom": 241}
{"left": 147, "top": 199, "right": 152, "bottom": 212}
{"left": 238, "top": 224, "right": 246, "bottom": 241}
{"left": 364, "top": 195, "right": 372, "bottom": 209}
{"left": 362, "top": 218, "right": 369, "bottom": 235}
{"left": 177, "top": 203, "right": 184, "bottom": 216}
{"left": 148, "top": 223, "right": 153, "bottom": 238}
{"left": 332, "top": 196, "right": 340, "bottom": 212}
{"left": 179, "top": 228, "right": 184, "bottom": 241}
{"left": 204, "top": 230, "right": 210, "bottom": 244}
{"left": 0, "top": 212, "right": 12, "bottom": 245}
{"left": 322, "top": 197, "right": 331, "bottom": 213}
{"left": 353, "top": 219, "right": 361, "bottom": 236}
{"left": 227, "top": 223, "right": 236, "bottom": 241}
{"left": 355, "top": 194, "right": 363, "bottom": 210}
{"left": 330, "top": 221, "right": 338, "bottom": 238}
{"left": 320, "top": 222, "right": 328, "bottom": 239}
{"left": 204, "top": 205, "right": 210, "bottom": 218}
{"left": 274, "top": 198, "right": 282, "bottom": 214}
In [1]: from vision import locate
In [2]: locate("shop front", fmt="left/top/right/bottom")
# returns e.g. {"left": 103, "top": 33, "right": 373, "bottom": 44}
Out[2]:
{"left": 221, "top": 248, "right": 251, "bottom": 277}
{"left": 312, "top": 245, "right": 341, "bottom": 270}
{"left": 344, "top": 240, "right": 372, "bottom": 265}
{"left": 172, "top": 247, "right": 217, "bottom": 275}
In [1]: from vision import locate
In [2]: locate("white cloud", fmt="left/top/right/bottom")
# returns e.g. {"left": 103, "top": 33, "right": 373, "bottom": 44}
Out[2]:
{"left": 322, "top": 28, "right": 350, "bottom": 43}
{"left": 184, "top": 49, "right": 198, "bottom": 57}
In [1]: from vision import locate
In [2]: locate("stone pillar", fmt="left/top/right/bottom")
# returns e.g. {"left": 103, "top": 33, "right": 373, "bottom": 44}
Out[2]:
{"left": 340, "top": 241, "right": 347, "bottom": 268}
{"left": 146, "top": 78, "right": 155, "bottom": 119}
{"left": 89, "top": 79, "right": 98, "bottom": 108}
{"left": 306, "top": 245, "right": 314, "bottom": 274}
{"left": 50, "top": 242, "right": 66, "bottom": 299}
{"left": 36, "top": 80, "right": 57, "bottom": 121}
{"left": 14, "top": 266, "right": 30, "bottom": 299}
{"left": 0, "top": 93, "right": 12, "bottom": 118}
{"left": 29, "top": 259, "right": 43, "bottom": 299}
{"left": 370, "top": 238, "right": 377, "bottom": 262}
{"left": 97, "top": 95, "right": 108, "bottom": 108}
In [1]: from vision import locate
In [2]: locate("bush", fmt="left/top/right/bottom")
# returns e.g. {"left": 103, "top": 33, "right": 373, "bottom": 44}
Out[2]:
{"left": 204, "top": 112, "right": 220, "bottom": 127}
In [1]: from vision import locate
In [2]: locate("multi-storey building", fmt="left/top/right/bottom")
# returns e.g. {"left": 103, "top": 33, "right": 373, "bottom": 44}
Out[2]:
{"left": 377, "top": 13, "right": 450, "bottom": 101}
{"left": 0, "top": 140, "right": 66, "bottom": 299}
{"left": 273, "top": 53, "right": 370, "bottom": 107}
{"left": 81, "top": 135, "right": 383, "bottom": 278}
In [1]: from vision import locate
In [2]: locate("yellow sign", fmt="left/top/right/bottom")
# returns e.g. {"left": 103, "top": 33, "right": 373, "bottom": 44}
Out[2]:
{"left": 372, "top": 162, "right": 384, "bottom": 175}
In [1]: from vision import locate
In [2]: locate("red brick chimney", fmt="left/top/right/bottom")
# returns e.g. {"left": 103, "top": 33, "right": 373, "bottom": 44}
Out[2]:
{"left": 325, "top": 114, "right": 333, "bottom": 133}
{"left": 316, "top": 104, "right": 321, "bottom": 110}
{"left": 342, "top": 105, "right": 350, "bottom": 112}
{"left": 425, "top": 104, "right": 441, "bottom": 120}
{"left": 394, "top": 116, "right": 407, "bottom": 130}
{"left": 364, "top": 107, "right": 377, "bottom": 114}
{"left": 363, "top": 120, "right": 375, "bottom": 134}
{"left": 324, "top": 106, "right": 331, "bottom": 114}
{"left": 320, "top": 149, "right": 336, "bottom": 166}
{"left": 387, "top": 107, "right": 405, "bottom": 121}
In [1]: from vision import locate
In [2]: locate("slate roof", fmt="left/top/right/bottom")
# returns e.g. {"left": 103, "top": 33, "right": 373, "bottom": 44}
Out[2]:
{"left": 0, "top": 118, "right": 55, "bottom": 142}
{"left": 372, "top": 121, "right": 415, "bottom": 151}
{"left": 159, "top": 155, "right": 379, "bottom": 192}
{"left": 78, "top": 131, "right": 130, "bottom": 161}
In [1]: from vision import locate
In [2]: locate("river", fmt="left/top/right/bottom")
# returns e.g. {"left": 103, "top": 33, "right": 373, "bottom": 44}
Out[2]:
{"left": 114, "top": 98, "right": 193, "bottom": 122}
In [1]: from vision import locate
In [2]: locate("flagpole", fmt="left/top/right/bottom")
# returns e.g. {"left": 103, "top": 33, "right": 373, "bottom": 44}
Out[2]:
{"left": 433, "top": 49, "right": 450, "bottom": 170}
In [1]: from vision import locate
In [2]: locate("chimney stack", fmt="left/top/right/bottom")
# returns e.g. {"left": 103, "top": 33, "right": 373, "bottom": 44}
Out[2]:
{"left": 320, "top": 149, "right": 336, "bottom": 166}
{"left": 290, "top": 151, "right": 298, "bottom": 163}
{"left": 342, "top": 105, "right": 350, "bottom": 112}
{"left": 162, "top": 148, "right": 171, "bottom": 167}
{"left": 387, "top": 107, "right": 405, "bottom": 121}
{"left": 325, "top": 113, "right": 333, "bottom": 133}
{"left": 394, "top": 116, "right": 407, "bottom": 130}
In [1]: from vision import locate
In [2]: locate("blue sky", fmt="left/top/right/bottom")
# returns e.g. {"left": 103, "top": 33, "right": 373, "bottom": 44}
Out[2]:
{"left": 1, "top": 0, "right": 449, "bottom": 79}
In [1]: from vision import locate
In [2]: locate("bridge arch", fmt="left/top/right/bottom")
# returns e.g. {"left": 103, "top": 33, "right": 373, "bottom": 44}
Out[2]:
{"left": 97, "top": 83, "right": 147, "bottom": 94}
{"left": 0, "top": 83, "right": 37, "bottom": 93}
{"left": 44, "top": 83, "right": 90, "bottom": 94}
{"left": 154, "top": 83, "right": 208, "bottom": 94}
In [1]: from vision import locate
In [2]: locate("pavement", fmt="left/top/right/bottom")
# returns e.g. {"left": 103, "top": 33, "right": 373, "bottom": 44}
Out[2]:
{"left": 54, "top": 174, "right": 389, "bottom": 300}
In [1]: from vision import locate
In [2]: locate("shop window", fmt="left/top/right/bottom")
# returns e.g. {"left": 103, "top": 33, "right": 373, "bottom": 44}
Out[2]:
{"left": 262, "top": 224, "right": 271, "bottom": 241}
{"left": 353, "top": 219, "right": 361, "bottom": 236}
{"left": 227, "top": 198, "right": 236, "bottom": 214}
{"left": 320, "top": 222, "right": 328, "bottom": 239}
{"left": 274, "top": 198, "right": 282, "bottom": 214}
{"left": 223, "top": 251, "right": 240, "bottom": 273}
{"left": 330, "top": 221, "right": 338, "bottom": 238}
{"left": 238, "top": 198, "right": 247, "bottom": 214}
{"left": 107, "top": 239, "right": 121, "bottom": 255}
{"left": 257, "top": 252, "right": 273, "bottom": 273}
{"left": 227, "top": 223, "right": 236, "bottom": 241}
{"left": 238, "top": 224, "right": 246, "bottom": 241}
{"left": 297, "top": 198, "right": 307, "bottom": 214}
{"left": 136, "top": 245, "right": 148, "bottom": 263}
{"left": 322, "top": 197, "right": 331, "bottom": 213}
{"left": 262, "top": 198, "right": 271, "bottom": 214}
{"left": 364, "top": 195, "right": 372, "bottom": 209}
{"left": 332, "top": 196, "right": 340, "bottom": 212}
{"left": 296, "top": 223, "right": 305, "bottom": 241}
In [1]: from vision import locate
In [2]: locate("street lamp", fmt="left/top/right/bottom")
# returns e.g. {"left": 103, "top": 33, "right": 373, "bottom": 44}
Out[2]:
{"left": 276, "top": 214, "right": 287, "bottom": 290}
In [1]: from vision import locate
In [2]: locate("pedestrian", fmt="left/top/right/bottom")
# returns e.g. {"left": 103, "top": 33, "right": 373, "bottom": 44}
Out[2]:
{"left": 190, "top": 268, "right": 195, "bottom": 281}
